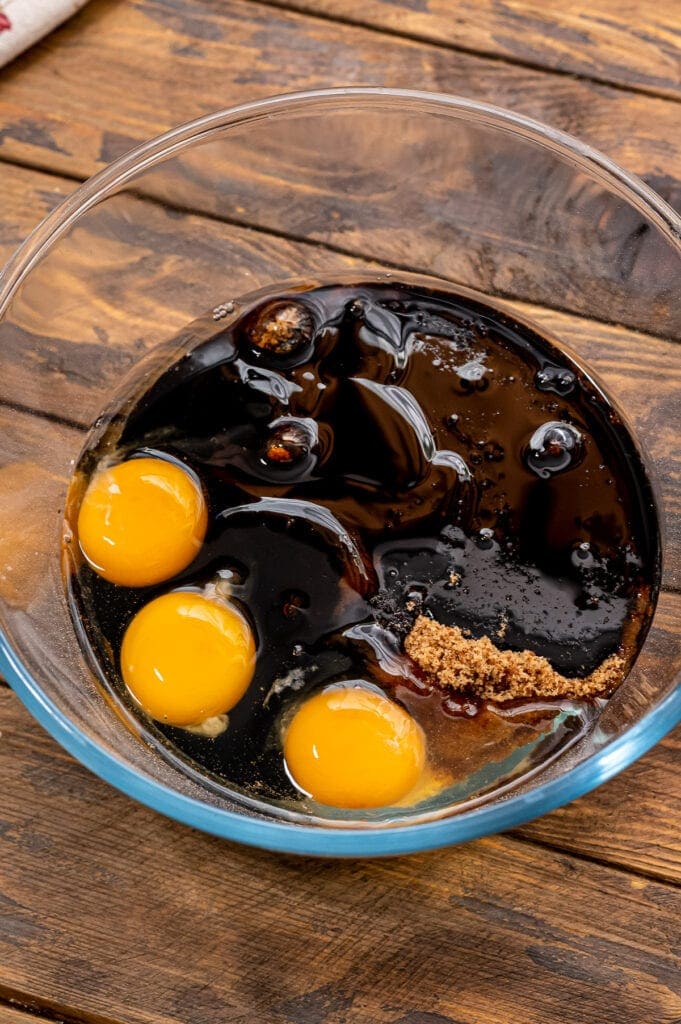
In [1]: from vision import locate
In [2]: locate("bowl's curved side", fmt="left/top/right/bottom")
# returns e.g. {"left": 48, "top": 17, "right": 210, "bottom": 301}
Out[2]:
{"left": 3, "top": 630, "right": 679, "bottom": 857}
{"left": 1, "top": 88, "right": 680, "bottom": 855}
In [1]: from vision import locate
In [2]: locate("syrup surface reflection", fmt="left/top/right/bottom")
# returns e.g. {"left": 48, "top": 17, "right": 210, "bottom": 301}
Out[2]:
{"left": 65, "top": 279, "right": 660, "bottom": 820}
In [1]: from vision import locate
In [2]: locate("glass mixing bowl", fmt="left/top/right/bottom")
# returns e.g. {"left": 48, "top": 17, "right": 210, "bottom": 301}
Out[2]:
{"left": 0, "top": 88, "right": 679, "bottom": 856}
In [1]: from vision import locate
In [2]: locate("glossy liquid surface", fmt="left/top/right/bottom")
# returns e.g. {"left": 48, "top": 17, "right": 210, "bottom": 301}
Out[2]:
{"left": 65, "top": 280, "right": 660, "bottom": 819}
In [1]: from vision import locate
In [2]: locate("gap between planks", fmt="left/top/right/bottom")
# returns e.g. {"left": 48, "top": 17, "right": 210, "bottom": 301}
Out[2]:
{"left": 254, "top": 0, "right": 681, "bottom": 106}
{"left": 509, "top": 830, "right": 681, "bottom": 891}
{"left": 0, "top": 987, "right": 125, "bottom": 1024}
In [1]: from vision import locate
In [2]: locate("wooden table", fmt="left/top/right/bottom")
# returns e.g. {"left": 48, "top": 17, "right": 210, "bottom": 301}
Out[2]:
{"left": 0, "top": 3, "right": 679, "bottom": 1022}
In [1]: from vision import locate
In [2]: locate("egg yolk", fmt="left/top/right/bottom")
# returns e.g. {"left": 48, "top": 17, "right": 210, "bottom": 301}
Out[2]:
{"left": 120, "top": 592, "right": 255, "bottom": 726}
{"left": 284, "top": 686, "right": 426, "bottom": 809}
{"left": 77, "top": 457, "right": 207, "bottom": 587}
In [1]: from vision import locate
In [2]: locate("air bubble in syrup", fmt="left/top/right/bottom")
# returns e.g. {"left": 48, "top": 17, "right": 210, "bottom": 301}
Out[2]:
{"left": 571, "top": 541, "right": 594, "bottom": 569}
{"left": 247, "top": 300, "right": 313, "bottom": 355}
{"left": 476, "top": 527, "right": 495, "bottom": 550}
{"left": 263, "top": 418, "right": 316, "bottom": 466}
{"left": 457, "top": 358, "right": 489, "bottom": 382}
{"left": 212, "top": 300, "right": 235, "bottom": 322}
{"left": 536, "top": 365, "right": 577, "bottom": 396}
{"left": 525, "top": 421, "right": 584, "bottom": 479}
{"left": 405, "top": 583, "right": 428, "bottom": 610}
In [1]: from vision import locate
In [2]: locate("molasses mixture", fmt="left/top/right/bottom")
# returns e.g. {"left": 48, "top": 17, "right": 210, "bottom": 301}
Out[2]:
{"left": 64, "top": 279, "right": 660, "bottom": 817}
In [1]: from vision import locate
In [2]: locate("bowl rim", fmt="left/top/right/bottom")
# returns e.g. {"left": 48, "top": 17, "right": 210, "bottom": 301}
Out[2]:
{"left": 1, "top": 87, "right": 680, "bottom": 856}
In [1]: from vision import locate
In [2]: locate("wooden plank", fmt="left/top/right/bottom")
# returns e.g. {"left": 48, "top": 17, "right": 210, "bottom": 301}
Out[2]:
{"left": 2, "top": 163, "right": 680, "bottom": 585}
{"left": 265, "top": 0, "right": 681, "bottom": 101}
{"left": 0, "top": 0, "right": 678, "bottom": 212}
{"left": 0, "top": 686, "right": 679, "bottom": 1024}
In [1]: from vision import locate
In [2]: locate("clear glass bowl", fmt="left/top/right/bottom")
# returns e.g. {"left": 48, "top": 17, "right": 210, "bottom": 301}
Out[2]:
{"left": 0, "top": 88, "right": 679, "bottom": 856}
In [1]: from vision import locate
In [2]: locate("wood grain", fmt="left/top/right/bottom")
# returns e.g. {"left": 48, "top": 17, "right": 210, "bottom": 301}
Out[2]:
{"left": 0, "top": 0, "right": 679, "bottom": 219}
{"left": 264, "top": 0, "right": 681, "bottom": 100}
{"left": 0, "top": 687, "right": 679, "bottom": 1024}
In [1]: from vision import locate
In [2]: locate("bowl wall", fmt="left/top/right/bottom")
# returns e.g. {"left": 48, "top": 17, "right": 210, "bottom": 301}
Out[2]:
{"left": 0, "top": 90, "right": 679, "bottom": 854}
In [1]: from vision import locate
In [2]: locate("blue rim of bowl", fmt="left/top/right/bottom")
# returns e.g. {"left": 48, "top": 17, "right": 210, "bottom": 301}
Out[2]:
{"left": 3, "top": 635, "right": 679, "bottom": 856}
{"left": 0, "top": 88, "right": 680, "bottom": 857}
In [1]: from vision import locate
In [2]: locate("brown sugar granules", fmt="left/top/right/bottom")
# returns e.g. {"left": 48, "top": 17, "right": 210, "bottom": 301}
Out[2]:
{"left": 404, "top": 615, "right": 625, "bottom": 701}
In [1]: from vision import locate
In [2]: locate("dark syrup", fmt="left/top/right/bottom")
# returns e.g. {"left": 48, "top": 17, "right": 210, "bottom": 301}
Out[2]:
{"left": 64, "top": 279, "right": 661, "bottom": 818}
